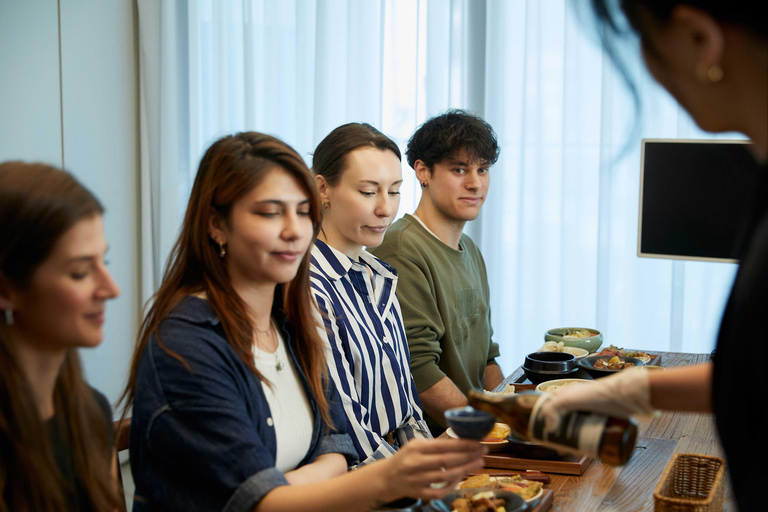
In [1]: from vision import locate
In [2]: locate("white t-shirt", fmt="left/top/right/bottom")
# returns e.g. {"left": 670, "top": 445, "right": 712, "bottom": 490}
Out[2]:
{"left": 253, "top": 327, "right": 314, "bottom": 473}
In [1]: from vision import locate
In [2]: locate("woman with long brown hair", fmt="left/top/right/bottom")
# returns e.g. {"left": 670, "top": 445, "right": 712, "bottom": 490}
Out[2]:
{"left": 0, "top": 162, "right": 122, "bottom": 512}
{"left": 123, "top": 132, "right": 485, "bottom": 512}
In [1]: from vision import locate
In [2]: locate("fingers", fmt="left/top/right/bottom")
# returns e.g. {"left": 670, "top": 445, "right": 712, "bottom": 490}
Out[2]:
{"left": 398, "top": 443, "right": 487, "bottom": 475}
{"left": 406, "top": 438, "right": 486, "bottom": 454}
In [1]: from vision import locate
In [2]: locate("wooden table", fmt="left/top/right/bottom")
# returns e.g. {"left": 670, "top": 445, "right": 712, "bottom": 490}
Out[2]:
{"left": 487, "top": 352, "right": 736, "bottom": 511}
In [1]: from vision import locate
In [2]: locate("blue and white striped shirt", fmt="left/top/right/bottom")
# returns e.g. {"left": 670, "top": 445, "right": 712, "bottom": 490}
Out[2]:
{"left": 310, "top": 239, "right": 431, "bottom": 465}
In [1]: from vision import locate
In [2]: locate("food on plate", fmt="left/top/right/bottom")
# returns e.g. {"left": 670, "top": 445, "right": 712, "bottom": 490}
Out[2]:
{"left": 459, "top": 474, "right": 543, "bottom": 502}
{"left": 596, "top": 346, "right": 652, "bottom": 363}
{"left": 561, "top": 328, "right": 595, "bottom": 339}
{"left": 540, "top": 341, "right": 566, "bottom": 352}
{"left": 458, "top": 474, "right": 493, "bottom": 490}
{"left": 497, "top": 475, "right": 543, "bottom": 501}
{"left": 541, "top": 380, "right": 590, "bottom": 393}
{"left": 482, "top": 423, "right": 511, "bottom": 442}
{"left": 459, "top": 474, "right": 493, "bottom": 489}
{"left": 451, "top": 490, "right": 507, "bottom": 512}
{"left": 623, "top": 350, "right": 651, "bottom": 363}
{"left": 596, "top": 345, "right": 623, "bottom": 357}
{"left": 484, "top": 383, "right": 516, "bottom": 397}
{"left": 593, "top": 356, "right": 635, "bottom": 370}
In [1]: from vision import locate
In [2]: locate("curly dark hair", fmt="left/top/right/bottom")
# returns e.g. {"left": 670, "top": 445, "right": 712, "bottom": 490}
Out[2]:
{"left": 405, "top": 109, "right": 500, "bottom": 170}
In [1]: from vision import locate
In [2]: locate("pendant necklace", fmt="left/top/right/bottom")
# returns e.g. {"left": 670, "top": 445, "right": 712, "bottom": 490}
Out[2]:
{"left": 256, "top": 321, "right": 284, "bottom": 372}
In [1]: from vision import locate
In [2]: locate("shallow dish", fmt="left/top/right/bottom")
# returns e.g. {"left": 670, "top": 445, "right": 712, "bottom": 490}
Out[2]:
{"left": 545, "top": 327, "right": 603, "bottom": 353}
{"left": 538, "top": 343, "right": 590, "bottom": 360}
{"left": 446, "top": 423, "right": 511, "bottom": 452}
{"left": 536, "top": 378, "right": 596, "bottom": 393}
{"left": 429, "top": 488, "right": 528, "bottom": 512}
{"left": 456, "top": 478, "right": 544, "bottom": 503}
{"left": 578, "top": 355, "right": 645, "bottom": 378}
{"left": 444, "top": 406, "right": 495, "bottom": 439}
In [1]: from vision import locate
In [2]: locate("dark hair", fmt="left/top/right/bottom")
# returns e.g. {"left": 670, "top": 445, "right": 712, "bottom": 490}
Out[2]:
{"left": 313, "top": 122, "right": 401, "bottom": 185}
{"left": 121, "top": 132, "right": 333, "bottom": 427}
{"left": 598, "top": 1, "right": 768, "bottom": 40}
{"left": 0, "top": 162, "right": 120, "bottom": 512}
{"left": 405, "top": 109, "right": 500, "bottom": 170}
{"left": 582, "top": 0, "right": 768, "bottom": 92}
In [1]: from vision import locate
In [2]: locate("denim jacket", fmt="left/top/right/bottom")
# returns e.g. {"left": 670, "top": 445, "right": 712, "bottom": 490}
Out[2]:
{"left": 130, "top": 296, "right": 357, "bottom": 512}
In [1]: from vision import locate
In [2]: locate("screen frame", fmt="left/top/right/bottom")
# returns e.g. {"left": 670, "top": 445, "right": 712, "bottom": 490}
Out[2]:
{"left": 637, "top": 138, "right": 752, "bottom": 264}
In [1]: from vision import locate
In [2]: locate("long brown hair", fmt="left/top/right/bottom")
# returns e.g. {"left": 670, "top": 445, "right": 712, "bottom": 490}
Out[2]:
{"left": 121, "top": 132, "right": 332, "bottom": 426}
{"left": 0, "top": 162, "right": 120, "bottom": 512}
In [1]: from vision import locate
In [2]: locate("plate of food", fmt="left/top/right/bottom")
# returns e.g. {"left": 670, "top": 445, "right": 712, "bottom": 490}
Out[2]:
{"left": 457, "top": 474, "right": 544, "bottom": 503}
{"left": 537, "top": 341, "right": 589, "bottom": 360}
{"left": 430, "top": 488, "right": 528, "bottom": 512}
{"left": 579, "top": 355, "right": 645, "bottom": 378}
{"left": 535, "top": 378, "right": 596, "bottom": 393}
{"left": 447, "top": 423, "right": 511, "bottom": 452}
{"left": 592, "top": 345, "right": 655, "bottom": 364}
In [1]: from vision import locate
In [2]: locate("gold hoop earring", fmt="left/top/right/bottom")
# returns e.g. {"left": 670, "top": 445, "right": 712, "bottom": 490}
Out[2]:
{"left": 219, "top": 242, "right": 227, "bottom": 258}
{"left": 322, "top": 202, "right": 330, "bottom": 210}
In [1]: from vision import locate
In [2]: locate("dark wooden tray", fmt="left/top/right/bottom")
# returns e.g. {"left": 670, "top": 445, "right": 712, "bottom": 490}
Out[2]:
{"left": 483, "top": 452, "right": 591, "bottom": 475}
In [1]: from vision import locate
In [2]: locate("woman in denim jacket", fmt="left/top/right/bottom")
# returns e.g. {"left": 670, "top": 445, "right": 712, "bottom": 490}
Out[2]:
{"left": 121, "top": 132, "right": 485, "bottom": 512}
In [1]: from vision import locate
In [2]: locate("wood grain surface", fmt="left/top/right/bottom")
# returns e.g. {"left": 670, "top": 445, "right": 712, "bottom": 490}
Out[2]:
{"left": 494, "top": 351, "right": 736, "bottom": 511}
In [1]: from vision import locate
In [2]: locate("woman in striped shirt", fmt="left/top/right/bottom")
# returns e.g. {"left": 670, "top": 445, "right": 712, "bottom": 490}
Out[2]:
{"left": 310, "top": 123, "right": 431, "bottom": 465}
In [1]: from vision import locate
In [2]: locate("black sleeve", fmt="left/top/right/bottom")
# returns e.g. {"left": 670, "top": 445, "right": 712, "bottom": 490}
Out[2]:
{"left": 89, "top": 386, "right": 114, "bottom": 447}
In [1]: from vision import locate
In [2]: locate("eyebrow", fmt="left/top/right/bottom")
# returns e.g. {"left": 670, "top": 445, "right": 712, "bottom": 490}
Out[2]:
{"left": 359, "top": 179, "right": 404, "bottom": 186}
{"left": 253, "top": 198, "right": 310, "bottom": 206}
{"left": 446, "top": 158, "right": 490, "bottom": 168}
{"left": 68, "top": 245, "right": 110, "bottom": 263}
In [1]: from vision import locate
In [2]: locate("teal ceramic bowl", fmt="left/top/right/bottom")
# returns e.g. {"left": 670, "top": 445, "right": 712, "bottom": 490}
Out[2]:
{"left": 545, "top": 327, "right": 603, "bottom": 353}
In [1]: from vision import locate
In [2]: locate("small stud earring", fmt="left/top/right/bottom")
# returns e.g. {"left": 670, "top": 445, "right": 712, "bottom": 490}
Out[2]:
{"left": 696, "top": 63, "right": 723, "bottom": 83}
{"left": 4, "top": 309, "right": 13, "bottom": 326}
{"left": 420, "top": 181, "right": 428, "bottom": 189}
{"left": 219, "top": 242, "right": 227, "bottom": 258}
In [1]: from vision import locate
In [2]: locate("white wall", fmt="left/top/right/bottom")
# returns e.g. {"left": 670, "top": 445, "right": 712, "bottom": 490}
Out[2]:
{"left": 0, "top": 0, "right": 140, "bottom": 410}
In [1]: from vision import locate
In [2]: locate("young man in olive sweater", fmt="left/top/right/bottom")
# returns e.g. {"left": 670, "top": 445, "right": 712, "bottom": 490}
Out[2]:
{"left": 370, "top": 110, "right": 504, "bottom": 434}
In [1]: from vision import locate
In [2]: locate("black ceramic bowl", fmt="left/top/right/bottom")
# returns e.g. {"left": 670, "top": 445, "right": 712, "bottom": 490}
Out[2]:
{"left": 429, "top": 488, "right": 528, "bottom": 512}
{"left": 578, "top": 355, "right": 645, "bottom": 379}
{"left": 506, "top": 432, "right": 561, "bottom": 460}
{"left": 444, "top": 406, "right": 496, "bottom": 440}
{"left": 522, "top": 366, "right": 579, "bottom": 384}
{"left": 525, "top": 351, "right": 577, "bottom": 372}
{"left": 522, "top": 352, "right": 579, "bottom": 383}
{"left": 370, "top": 498, "right": 422, "bottom": 511}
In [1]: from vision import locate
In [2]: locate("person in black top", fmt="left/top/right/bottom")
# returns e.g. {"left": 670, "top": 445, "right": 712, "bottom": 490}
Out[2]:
{"left": 0, "top": 162, "right": 122, "bottom": 512}
{"left": 540, "top": 2, "right": 767, "bottom": 511}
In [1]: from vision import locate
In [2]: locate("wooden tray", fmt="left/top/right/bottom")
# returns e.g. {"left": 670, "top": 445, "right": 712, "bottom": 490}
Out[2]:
{"left": 531, "top": 489, "right": 553, "bottom": 512}
{"left": 483, "top": 452, "right": 591, "bottom": 475}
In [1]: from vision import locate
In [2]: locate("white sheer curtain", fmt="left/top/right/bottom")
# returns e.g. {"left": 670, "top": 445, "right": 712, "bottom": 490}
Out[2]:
{"left": 136, "top": 0, "right": 739, "bottom": 373}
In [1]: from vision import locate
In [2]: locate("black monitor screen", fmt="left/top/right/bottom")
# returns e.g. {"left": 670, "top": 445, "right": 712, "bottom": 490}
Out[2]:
{"left": 639, "top": 139, "right": 760, "bottom": 262}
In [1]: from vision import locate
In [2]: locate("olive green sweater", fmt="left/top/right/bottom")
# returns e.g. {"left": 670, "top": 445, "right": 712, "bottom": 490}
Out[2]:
{"left": 370, "top": 214, "right": 500, "bottom": 402}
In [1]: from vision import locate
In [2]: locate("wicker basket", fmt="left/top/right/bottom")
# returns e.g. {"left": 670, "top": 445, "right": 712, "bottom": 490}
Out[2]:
{"left": 654, "top": 453, "right": 726, "bottom": 512}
